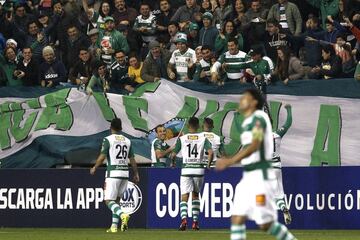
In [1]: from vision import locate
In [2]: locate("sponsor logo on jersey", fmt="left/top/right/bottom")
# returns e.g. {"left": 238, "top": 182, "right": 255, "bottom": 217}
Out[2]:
{"left": 119, "top": 181, "right": 142, "bottom": 215}
{"left": 115, "top": 135, "right": 125, "bottom": 141}
{"left": 187, "top": 135, "right": 199, "bottom": 140}
{"left": 204, "top": 133, "right": 214, "bottom": 139}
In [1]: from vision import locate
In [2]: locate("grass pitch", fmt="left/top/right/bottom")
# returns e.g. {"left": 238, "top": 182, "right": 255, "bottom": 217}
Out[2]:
{"left": 1, "top": 228, "right": 360, "bottom": 240}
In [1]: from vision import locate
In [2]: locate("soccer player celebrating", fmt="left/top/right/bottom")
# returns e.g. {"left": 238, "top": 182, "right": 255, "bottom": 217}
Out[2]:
{"left": 272, "top": 104, "right": 293, "bottom": 225}
{"left": 151, "top": 124, "right": 174, "bottom": 167}
{"left": 216, "top": 89, "right": 297, "bottom": 240}
{"left": 90, "top": 118, "right": 140, "bottom": 233}
{"left": 170, "top": 117, "right": 213, "bottom": 231}
{"left": 202, "top": 118, "right": 225, "bottom": 167}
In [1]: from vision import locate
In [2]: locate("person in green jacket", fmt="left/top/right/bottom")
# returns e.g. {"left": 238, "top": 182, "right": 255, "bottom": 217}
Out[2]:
{"left": 0, "top": 46, "right": 22, "bottom": 86}
{"left": 96, "top": 16, "right": 130, "bottom": 66}
{"left": 214, "top": 20, "right": 244, "bottom": 55}
{"left": 306, "top": 0, "right": 339, "bottom": 29}
{"left": 86, "top": 61, "right": 110, "bottom": 94}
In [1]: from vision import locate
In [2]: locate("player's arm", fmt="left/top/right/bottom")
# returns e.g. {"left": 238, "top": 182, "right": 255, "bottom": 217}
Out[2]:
{"left": 216, "top": 118, "right": 265, "bottom": 170}
{"left": 90, "top": 138, "right": 109, "bottom": 175}
{"left": 276, "top": 104, "right": 292, "bottom": 138}
{"left": 155, "top": 143, "right": 174, "bottom": 159}
{"left": 205, "top": 139, "right": 214, "bottom": 168}
{"left": 169, "top": 139, "right": 181, "bottom": 167}
{"left": 128, "top": 145, "right": 140, "bottom": 183}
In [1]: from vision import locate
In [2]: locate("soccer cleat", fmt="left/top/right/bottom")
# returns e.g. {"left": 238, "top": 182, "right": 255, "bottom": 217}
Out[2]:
{"left": 120, "top": 213, "right": 130, "bottom": 232}
{"left": 283, "top": 208, "right": 292, "bottom": 225}
{"left": 178, "top": 219, "right": 187, "bottom": 231}
{"left": 106, "top": 227, "right": 118, "bottom": 233}
{"left": 192, "top": 221, "right": 200, "bottom": 231}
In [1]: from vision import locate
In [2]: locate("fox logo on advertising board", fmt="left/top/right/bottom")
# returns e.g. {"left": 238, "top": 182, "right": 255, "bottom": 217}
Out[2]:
{"left": 119, "top": 181, "right": 142, "bottom": 215}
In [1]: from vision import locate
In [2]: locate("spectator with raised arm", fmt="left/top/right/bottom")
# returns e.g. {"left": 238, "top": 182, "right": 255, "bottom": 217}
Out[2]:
{"left": 306, "top": 0, "right": 339, "bottom": 29}
{"left": 215, "top": 20, "right": 244, "bottom": 55}
{"left": 82, "top": 0, "right": 113, "bottom": 31}
{"left": 0, "top": 46, "right": 21, "bottom": 86}
{"left": 213, "top": 0, "right": 233, "bottom": 27}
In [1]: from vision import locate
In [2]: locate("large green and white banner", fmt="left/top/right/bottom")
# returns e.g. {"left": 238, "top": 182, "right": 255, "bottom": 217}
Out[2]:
{"left": 0, "top": 80, "right": 359, "bottom": 166}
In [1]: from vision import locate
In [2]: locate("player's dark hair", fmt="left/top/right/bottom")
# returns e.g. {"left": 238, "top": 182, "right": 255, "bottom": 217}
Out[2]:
{"left": 155, "top": 124, "right": 165, "bottom": 133}
{"left": 244, "top": 88, "right": 264, "bottom": 110}
{"left": 188, "top": 117, "right": 200, "bottom": 129}
{"left": 111, "top": 118, "right": 122, "bottom": 132}
{"left": 204, "top": 118, "right": 214, "bottom": 128}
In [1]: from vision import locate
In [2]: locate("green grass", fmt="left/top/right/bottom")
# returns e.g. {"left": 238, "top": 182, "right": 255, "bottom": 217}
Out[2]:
{"left": 1, "top": 229, "right": 360, "bottom": 240}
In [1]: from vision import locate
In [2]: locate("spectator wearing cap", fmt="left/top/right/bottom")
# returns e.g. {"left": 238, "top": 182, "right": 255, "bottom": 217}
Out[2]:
{"left": 15, "top": 47, "right": 39, "bottom": 86}
{"left": 39, "top": 46, "right": 67, "bottom": 87}
{"left": 88, "top": 28, "right": 100, "bottom": 59}
{"left": 141, "top": 40, "right": 171, "bottom": 82}
{"left": 188, "top": 22, "right": 200, "bottom": 49}
{"left": 64, "top": 25, "right": 91, "bottom": 68}
{"left": 168, "top": 32, "right": 197, "bottom": 82}
{"left": 133, "top": 3, "right": 157, "bottom": 59}
{"left": 82, "top": 0, "right": 113, "bottom": 31}
{"left": 171, "top": 0, "right": 201, "bottom": 30}
{"left": 233, "top": 46, "right": 272, "bottom": 83}
{"left": 112, "top": 0, "right": 138, "bottom": 27}
{"left": 199, "top": 12, "right": 218, "bottom": 50}
{"left": 5, "top": 39, "right": 20, "bottom": 57}
{"left": 96, "top": 16, "right": 129, "bottom": 66}
{"left": 211, "top": 37, "right": 249, "bottom": 84}
{"left": 68, "top": 47, "right": 94, "bottom": 86}
{"left": 167, "top": 21, "right": 180, "bottom": 52}
{"left": 0, "top": 46, "right": 21, "bottom": 86}
{"left": 215, "top": 20, "right": 244, "bottom": 55}
{"left": 194, "top": 45, "right": 214, "bottom": 82}
{"left": 214, "top": 0, "right": 233, "bottom": 27}
{"left": 267, "top": 0, "right": 302, "bottom": 36}
{"left": 156, "top": 0, "right": 175, "bottom": 40}
{"left": 86, "top": 60, "right": 110, "bottom": 94}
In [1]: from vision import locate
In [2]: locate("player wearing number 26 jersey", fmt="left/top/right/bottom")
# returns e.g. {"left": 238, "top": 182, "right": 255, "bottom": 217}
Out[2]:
{"left": 216, "top": 89, "right": 296, "bottom": 240}
{"left": 170, "top": 117, "right": 213, "bottom": 231}
{"left": 90, "top": 118, "right": 140, "bottom": 233}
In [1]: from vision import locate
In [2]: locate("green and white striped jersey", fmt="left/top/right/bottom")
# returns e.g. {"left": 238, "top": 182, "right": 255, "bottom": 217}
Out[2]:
{"left": 173, "top": 133, "right": 212, "bottom": 176}
{"left": 101, "top": 134, "right": 134, "bottom": 179}
{"left": 133, "top": 14, "right": 157, "bottom": 43}
{"left": 211, "top": 50, "right": 249, "bottom": 80}
{"left": 151, "top": 138, "right": 170, "bottom": 167}
{"left": 169, "top": 48, "right": 197, "bottom": 82}
{"left": 201, "top": 131, "right": 224, "bottom": 165}
{"left": 240, "top": 110, "right": 273, "bottom": 166}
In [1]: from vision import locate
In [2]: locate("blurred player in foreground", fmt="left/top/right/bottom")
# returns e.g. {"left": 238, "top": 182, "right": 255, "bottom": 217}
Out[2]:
{"left": 202, "top": 118, "right": 225, "bottom": 167}
{"left": 272, "top": 104, "right": 293, "bottom": 224}
{"left": 170, "top": 117, "right": 213, "bottom": 231}
{"left": 90, "top": 118, "right": 140, "bottom": 233}
{"left": 151, "top": 125, "right": 173, "bottom": 167}
{"left": 216, "top": 89, "right": 297, "bottom": 240}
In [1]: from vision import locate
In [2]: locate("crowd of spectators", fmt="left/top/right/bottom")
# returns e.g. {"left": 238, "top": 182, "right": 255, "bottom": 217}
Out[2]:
{"left": 0, "top": 0, "right": 359, "bottom": 93}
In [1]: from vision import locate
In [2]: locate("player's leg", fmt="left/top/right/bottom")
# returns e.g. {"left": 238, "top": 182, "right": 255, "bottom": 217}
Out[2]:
{"left": 179, "top": 176, "right": 192, "bottom": 230}
{"left": 230, "top": 181, "right": 248, "bottom": 240}
{"left": 118, "top": 180, "right": 130, "bottom": 232}
{"left": 259, "top": 221, "right": 297, "bottom": 240}
{"left": 191, "top": 176, "right": 204, "bottom": 230}
{"left": 274, "top": 168, "right": 291, "bottom": 224}
{"left": 104, "top": 178, "right": 121, "bottom": 233}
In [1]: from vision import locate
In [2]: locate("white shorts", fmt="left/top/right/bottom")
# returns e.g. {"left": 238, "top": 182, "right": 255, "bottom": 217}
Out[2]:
{"left": 273, "top": 168, "right": 285, "bottom": 199}
{"left": 180, "top": 176, "right": 204, "bottom": 195}
{"left": 232, "top": 169, "right": 277, "bottom": 225}
{"left": 104, "top": 178, "right": 128, "bottom": 201}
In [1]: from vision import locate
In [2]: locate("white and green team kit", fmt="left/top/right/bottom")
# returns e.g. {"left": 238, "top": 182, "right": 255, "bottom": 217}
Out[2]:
{"left": 232, "top": 110, "right": 277, "bottom": 225}
{"left": 173, "top": 133, "right": 212, "bottom": 177}
{"left": 271, "top": 105, "right": 292, "bottom": 211}
{"left": 101, "top": 134, "right": 134, "bottom": 179}
{"left": 169, "top": 48, "right": 197, "bottom": 82}
{"left": 201, "top": 132, "right": 224, "bottom": 167}
{"left": 211, "top": 50, "right": 249, "bottom": 81}
{"left": 151, "top": 138, "right": 170, "bottom": 167}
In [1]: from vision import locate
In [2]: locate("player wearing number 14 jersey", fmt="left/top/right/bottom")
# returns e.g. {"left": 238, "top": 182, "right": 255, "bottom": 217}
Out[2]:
{"left": 90, "top": 118, "right": 140, "bottom": 233}
{"left": 170, "top": 117, "right": 213, "bottom": 231}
